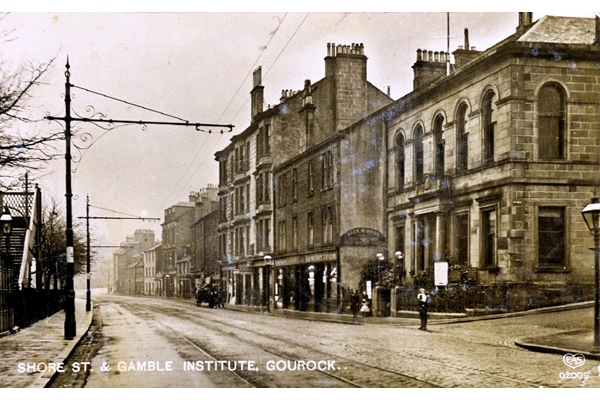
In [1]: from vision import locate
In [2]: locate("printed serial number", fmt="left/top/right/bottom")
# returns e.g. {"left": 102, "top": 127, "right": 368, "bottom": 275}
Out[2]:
{"left": 559, "top": 371, "right": 590, "bottom": 379}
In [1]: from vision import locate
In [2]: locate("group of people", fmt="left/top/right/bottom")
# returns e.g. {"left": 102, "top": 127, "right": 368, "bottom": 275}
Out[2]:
{"left": 196, "top": 283, "right": 226, "bottom": 309}
{"left": 348, "top": 287, "right": 431, "bottom": 331}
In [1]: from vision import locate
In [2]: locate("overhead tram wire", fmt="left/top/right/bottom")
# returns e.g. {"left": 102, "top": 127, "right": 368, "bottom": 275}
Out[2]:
{"left": 226, "top": 12, "right": 310, "bottom": 125}
{"left": 158, "top": 13, "right": 290, "bottom": 210}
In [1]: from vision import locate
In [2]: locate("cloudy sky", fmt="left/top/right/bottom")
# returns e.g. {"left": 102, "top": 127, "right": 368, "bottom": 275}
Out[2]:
{"left": 2, "top": 6, "right": 598, "bottom": 262}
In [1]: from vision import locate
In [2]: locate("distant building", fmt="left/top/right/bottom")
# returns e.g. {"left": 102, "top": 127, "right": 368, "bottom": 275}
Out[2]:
{"left": 112, "top": 229, "right": 155, "bottom": 295}
{"left": 190, "top": 186, "right": 219, "bottom": 291}
{"left": 143, "top": 242, "right": 162, "bottom": 296}
{"left": 161, "top": 198, "right": 194, "bottom": 298}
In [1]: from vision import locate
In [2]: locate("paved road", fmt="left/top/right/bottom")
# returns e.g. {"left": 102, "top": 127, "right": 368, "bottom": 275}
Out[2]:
{"left": 50, "top": 294, "right": 600, "bottom": 388}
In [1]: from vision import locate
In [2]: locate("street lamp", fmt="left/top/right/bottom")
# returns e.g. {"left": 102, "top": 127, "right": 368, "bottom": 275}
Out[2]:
{"left": 395, "top": 250, "right": 404, "bottom": 284}
{"left": 1, "top": 206, "right": 13, "bottom": 246}
{"left": 582, "top": 196, "right": 600, "bottom": 353}
{"left": 376, "top": 252, "right": 384, "bottom": 285}
{"left": 264, "top": 254, "right": 272, "bottom": 312}
{"left": 0, "top": 206, "right": 12, "bottom": 268}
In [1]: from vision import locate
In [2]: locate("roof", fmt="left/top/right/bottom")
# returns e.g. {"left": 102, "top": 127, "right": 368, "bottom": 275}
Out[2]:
{"left": 518, "top": 16, "right": 596, "bottom": 44}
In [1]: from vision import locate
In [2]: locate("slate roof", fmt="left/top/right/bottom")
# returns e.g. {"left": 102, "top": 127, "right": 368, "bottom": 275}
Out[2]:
{"left": 518, "top": 15, "right": 597, "bottom": 44}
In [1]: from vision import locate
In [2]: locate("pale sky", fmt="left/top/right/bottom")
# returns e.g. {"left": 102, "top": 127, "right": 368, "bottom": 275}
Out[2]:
{"left": 2, "top": 6, "right": 598, "bottom": 262}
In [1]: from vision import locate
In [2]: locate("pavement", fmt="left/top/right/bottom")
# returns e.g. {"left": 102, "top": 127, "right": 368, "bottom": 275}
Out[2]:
{"left": 0, "top": 294, "right": 598, "bottom": 388}
{"left": 0, "top": 296, "right": 93, "bottom": 388}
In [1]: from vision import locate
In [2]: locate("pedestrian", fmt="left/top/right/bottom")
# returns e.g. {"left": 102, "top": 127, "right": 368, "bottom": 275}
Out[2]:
{"left": 360, "top": 294, "right": 370, "bottom": 318}
{"left": 417, "top": 288, "right": 429, "bottom": 330}
{"left": 350, "top": 290, "right": 360, "bottom": 317}
{"left": 217, "top": 286, "right": 226, "bottom": 309}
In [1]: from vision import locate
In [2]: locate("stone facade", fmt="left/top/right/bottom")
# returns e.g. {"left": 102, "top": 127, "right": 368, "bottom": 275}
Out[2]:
{"left": 378, "top": 14, "right": 600, "bottom": 311}
{"left": 212, "top": 14, "right": 600, "bottom": 314}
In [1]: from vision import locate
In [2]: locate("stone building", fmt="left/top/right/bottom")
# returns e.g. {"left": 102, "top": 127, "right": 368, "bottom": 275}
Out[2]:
{"left": 215, "top": 13, "right": 600, "bottom": 315}
{"left": 143, "top": 242, "right": 162, "bottom": 296}
{"left": 215, "top": 67, "right": 277, "bottom": 307}
{"left": 112, "top": 229, "right": 155, "bottom": 295}
{"left": 271, "top": 44, "right": 392, "bottom": 312}
{"left": 216, "top": 44, "right": 392, "bottom": 310}
{"left": 190, "top": 186, "right": 219, "bottom": 290}
{"left": 161, "top": 199, "right": 194, "bottom": 298}
{"left": 371, "top": 13, "right": 600, "bottom": 312}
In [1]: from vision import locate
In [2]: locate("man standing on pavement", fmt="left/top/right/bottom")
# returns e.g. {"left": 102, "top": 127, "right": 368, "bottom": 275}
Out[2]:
{"left": 417, "top": 288, "right": 429, "bottom": 331}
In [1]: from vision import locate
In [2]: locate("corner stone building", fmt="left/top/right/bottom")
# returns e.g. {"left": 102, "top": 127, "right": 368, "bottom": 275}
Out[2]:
{"left": 375, "top": 14, "right": 600, "bottom": 311}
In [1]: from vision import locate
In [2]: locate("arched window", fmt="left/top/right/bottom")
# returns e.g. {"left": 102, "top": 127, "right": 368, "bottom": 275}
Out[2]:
{"left": 538, "top": 83, "right": 565, "bottom": 159}
{"left": 395, "top": 133, "right": 405, "bottom": 190}
{"left": 482, "top": 91, "right": 496, "bottom": 164}
{"left": 434, "top": 115, "right": 445, "bottom": 177}
{"left": 456, "top": 103, "right": 469, "bottom": 173}
{"left": 414, "top": 125, "right": 424, "bottom": 183}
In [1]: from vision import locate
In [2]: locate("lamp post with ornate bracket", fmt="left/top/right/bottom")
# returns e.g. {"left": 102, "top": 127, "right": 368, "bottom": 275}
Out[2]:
{"left": 45, "top": 59, "right": 234, "bottom": 339}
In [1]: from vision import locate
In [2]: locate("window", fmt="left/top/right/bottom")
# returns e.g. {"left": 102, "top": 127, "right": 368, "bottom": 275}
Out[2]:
{"left": 538, "top": 207, "right": 565, "bottom": 267}
{"left": 219, "top": 197, "right": 227, "bottom": 222}
{"left": 482, "top": 91, "right": 496, "bottom": 164}
{"left": 257, "top": 217, "right": 271, "bottom": 252}
{"left": 395, "top": 133, "right": 405, "bottom": 190}
{"left": 256, "top": 172, "right": 270, "bottom": 205}
{"left": 257, "top": 124, "right": 271, "bottom": 159}
{"left": 457, "top": 103, "right": 469, "bottom": 173}
{"left": 395, "top": 225, "right": 405, "bottom": 274}
{"left": 308, "top": 159, "right": 315, "bottom": 196}
{"left": 235, "top": 141, "right": 250, "bottom": 172}
{"left": 539, "top": 84, "right": 565, "bottom": 159}
{"left": 322, "top": 206, "right": 333, "bottom": 245}
{"left": 414, "top": 125, "right": 424, "bottom": 183}
{"left": 307, "top": 211, "right": 314, "bottom": 247}
{"left": 292, "top": 216, "right": 298, "bottom": 249}
{"left": 481, "top": 209, "right": 496, "bottom": 269}
{"left": 219, "top": 159, "right": 228, "bottom": 185}
{"left": 322, "top": 150, "right": 334, "bottom": 190}
{"left": 455, "top": 213, "right": 469, "bottom": 265}
{"left": 292, "top": 167, "right": 298, "bottom": 201}
{"left": 277, "top": 173, "right": 287, "bottom": 207}
{"left": 434, "top": 115, "right": 445, "bottom": 178}
{"left": 278, "top": 220, "right": 287, "bottom": 252}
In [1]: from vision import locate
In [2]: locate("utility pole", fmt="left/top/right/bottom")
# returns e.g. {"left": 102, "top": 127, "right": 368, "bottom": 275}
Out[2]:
{"left": 46, "top": 59, "right": 233, "bottom": 339}
{"left": 79, "top": 196, "right": 160, "bottom": 312}
{"left": 64, "top": 58, "right": 76, "bottom": 339}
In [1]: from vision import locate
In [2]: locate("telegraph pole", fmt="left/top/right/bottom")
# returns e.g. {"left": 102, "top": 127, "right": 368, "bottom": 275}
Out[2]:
{"left": 46, "top": 59, "right": 233, "bottom": 339}
{"left": 79, "top": 198, "right": 160, "bottom": 312}
{"left": 64, "top": 58, "right": 76, "bottom": 339}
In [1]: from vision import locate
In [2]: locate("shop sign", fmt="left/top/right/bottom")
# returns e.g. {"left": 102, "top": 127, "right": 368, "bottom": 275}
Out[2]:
{"left": 340, "top": 228, "right": 385, "bottom": 246}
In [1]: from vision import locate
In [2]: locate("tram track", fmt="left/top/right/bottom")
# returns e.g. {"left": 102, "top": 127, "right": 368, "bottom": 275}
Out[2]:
{"left": 112, "top": 296, "right": 550, "bottom": 387}
{"left": 122, "top": 300, "right": 439, "bottom": 387}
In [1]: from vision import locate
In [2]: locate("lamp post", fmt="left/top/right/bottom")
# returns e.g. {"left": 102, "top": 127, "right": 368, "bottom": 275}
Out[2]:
{"left": 264, "top": 254, "right": 272, "bottom": 312}
{"left": 582, "top": 196, "right": 600, "bottom": 353}
{"left": 1, "top": 206, "right": 12, "bottom": 253}
{"left": 395, "top": 250, "right": 404, "bottom": 284}
{"left": 1, "top": 206, "right": 13, "bottom": 328}
{"left": 376, "top": 252, "right": 384, "bottom": 286}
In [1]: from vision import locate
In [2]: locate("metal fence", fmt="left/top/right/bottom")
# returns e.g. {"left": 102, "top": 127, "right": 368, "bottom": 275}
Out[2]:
{"left": 0, "top": 255, "right": 15, "bottom": 333}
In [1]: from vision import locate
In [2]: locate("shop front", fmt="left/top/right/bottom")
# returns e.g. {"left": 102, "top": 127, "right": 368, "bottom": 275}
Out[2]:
{"left": 273, "top": 251, "right": 340, "bottom": 313}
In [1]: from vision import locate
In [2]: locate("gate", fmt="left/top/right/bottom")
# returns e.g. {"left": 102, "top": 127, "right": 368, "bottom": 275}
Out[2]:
{"left": 0, "top": 254, "right": 15, "bottom": 333}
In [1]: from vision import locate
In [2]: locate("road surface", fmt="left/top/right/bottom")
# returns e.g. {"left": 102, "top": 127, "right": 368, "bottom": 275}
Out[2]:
{"left": 49, "top": 294, "right": 600, "bottom": 388}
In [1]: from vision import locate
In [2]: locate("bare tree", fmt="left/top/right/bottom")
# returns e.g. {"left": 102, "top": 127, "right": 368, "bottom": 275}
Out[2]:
{"left": 41, "top": 195, "right": 94, "bottom": 289}
{"left": 0, "top": 13, "right": 60, "bottom": 189}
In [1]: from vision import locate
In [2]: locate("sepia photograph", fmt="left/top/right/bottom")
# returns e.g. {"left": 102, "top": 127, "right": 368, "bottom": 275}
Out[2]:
{"left": 0, "top": 4, "right": 600, "bottom": 391}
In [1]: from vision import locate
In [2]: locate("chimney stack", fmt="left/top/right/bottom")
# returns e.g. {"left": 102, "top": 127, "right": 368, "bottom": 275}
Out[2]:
{"left": 251, "top": 66, "right": 264, "bottom": 121}
{"left": 412, "top": 48, "right": 448, "bottom": 90}
{"left": 517, "top": 12, "right": 534, "bottom": 33}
